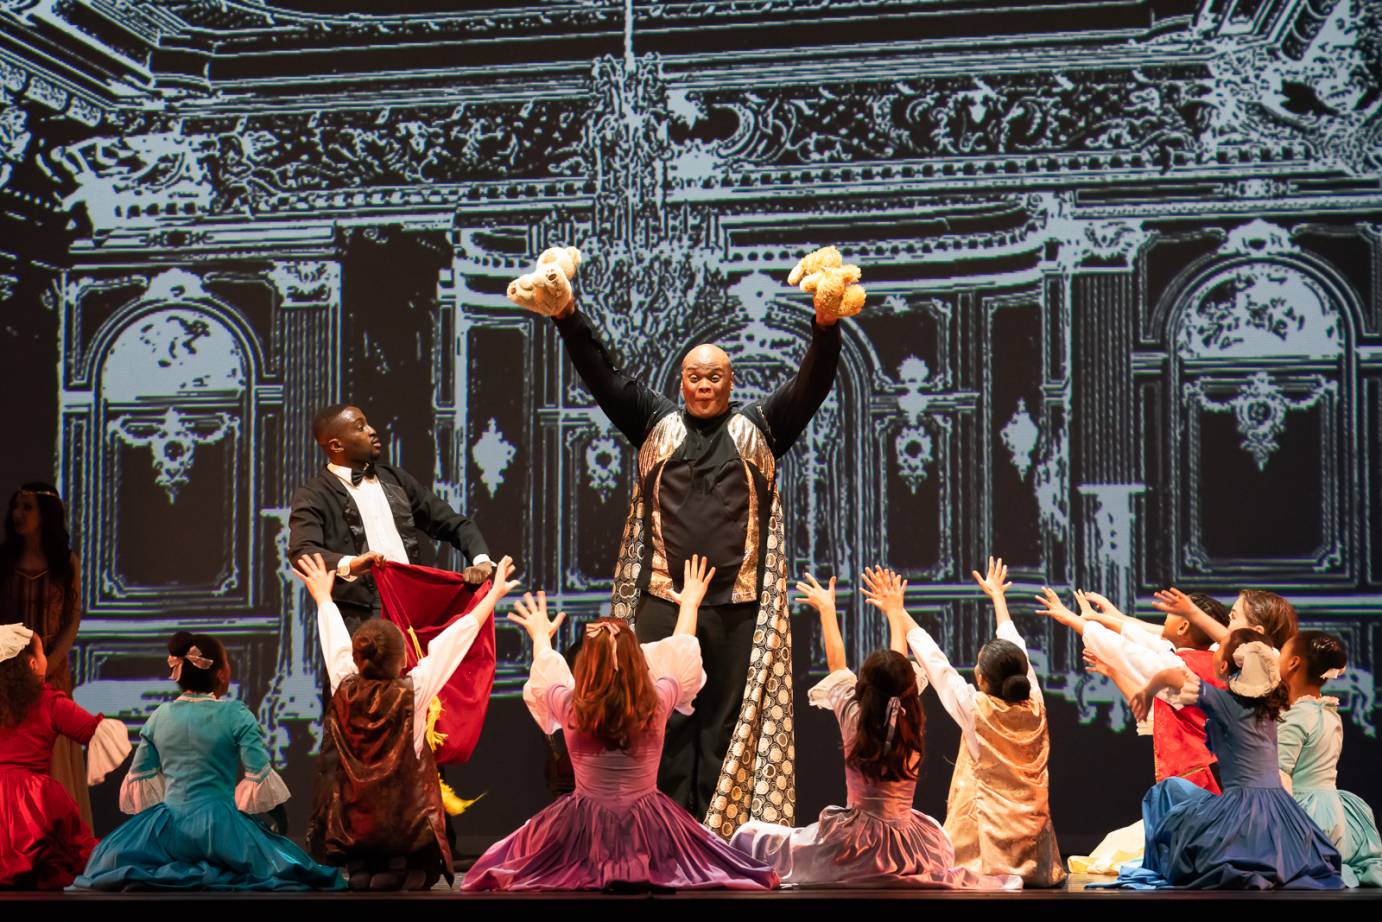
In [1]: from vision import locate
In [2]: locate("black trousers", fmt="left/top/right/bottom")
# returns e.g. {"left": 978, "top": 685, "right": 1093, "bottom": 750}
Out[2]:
{"left": 634, "top": 593, "right": 757, "bottom": 819}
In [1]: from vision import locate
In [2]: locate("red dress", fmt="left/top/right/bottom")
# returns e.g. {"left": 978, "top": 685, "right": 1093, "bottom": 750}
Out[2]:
{"left": 0, "top": 686, "right": 101, "bottom": 889}
{"left": 1151, "top": 649, "right": 1227, "bottom": 794}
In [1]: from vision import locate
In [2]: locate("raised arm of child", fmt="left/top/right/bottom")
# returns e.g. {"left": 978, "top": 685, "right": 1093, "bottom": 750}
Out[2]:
{"left": 293, "top": 552, "right": 357, "bottom": 694}
{"left": 671, "top": 554, "right": 717, "bottom": 638}
{"left": 1153, "top": 587, "right": 1229, "bottom": 645}
{"left": 796, "top": 571, "right": 845, "bottom": 673}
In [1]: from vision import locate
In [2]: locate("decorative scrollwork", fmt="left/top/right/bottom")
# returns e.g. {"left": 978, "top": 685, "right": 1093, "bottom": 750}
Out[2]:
{"left": 112, "top": 408, "right": 235, "bottom": 503}
{"left": 1184, "top": 372, "right": 1337, "bottom": 471}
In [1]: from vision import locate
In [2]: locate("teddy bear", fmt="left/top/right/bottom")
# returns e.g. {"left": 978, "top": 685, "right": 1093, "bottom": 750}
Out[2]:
{"left": 787, "top": 245, "right": 866, "bottom": 319}
{"left": 506, "top": 246, "right": 581, "bottom": 316}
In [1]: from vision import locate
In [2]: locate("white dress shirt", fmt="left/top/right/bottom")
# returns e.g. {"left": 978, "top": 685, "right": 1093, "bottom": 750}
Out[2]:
{"left": 328, "top": 462, "right": 490, "bottom": 579}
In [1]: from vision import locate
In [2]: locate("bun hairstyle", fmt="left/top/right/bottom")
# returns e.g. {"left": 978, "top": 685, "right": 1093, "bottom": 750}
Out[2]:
{"left": 1219, "top": 627, "right": 1289, "bottom": 722}
{"left": 848, "top": 649, "right": 924, "bottom": 783}
{"left": 977, "top": 638, "right": 1031, "bottom": 704}
{"left": 0, "top": 632, "right": 43, "bottom": 728}
{"left": 1236, "top": 590, "right": 1298, "bottom": 649}
{"left": 1294, "top": 630, "right": 1348, "bottom": 685}
{"left": 167, "top": 632, "right": 228, "bottom": 693}
{"left": 571, "top": 618, "right": 658, "bottom": 751}
{"left": 351, "top": 619, "right": 406, "bottom": 679}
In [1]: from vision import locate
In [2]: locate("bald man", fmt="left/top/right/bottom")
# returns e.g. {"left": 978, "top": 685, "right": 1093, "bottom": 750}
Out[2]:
{"left": 548, "top": 290, "right": 842, "bottom": 827}
{"left": 287, "top": 404, "right": 492, "bottom": 632}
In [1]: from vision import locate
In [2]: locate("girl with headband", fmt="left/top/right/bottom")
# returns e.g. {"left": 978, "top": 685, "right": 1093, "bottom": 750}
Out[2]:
{"left": 0, "top": 624, "right": 129, "bottom": 889}
{"left": 730, "top": 570, "right": 1018, "bottom": 889}
{"left": 74, "top": 632, "right": 343, "bottom": 890}
{"left": 463, "top": 554, "right": 778, "bottom": 891}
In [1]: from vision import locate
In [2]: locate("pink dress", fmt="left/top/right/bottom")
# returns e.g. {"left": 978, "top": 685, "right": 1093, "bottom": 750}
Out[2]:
{"left": 462, "top": 635, "right": 778, "bottom": 891}
{"left": 731, "top": 669, "right": 1021, "bottom": 889}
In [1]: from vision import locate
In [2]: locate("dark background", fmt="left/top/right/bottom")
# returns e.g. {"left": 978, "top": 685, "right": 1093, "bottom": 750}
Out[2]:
{"left": 1, "top": 0, "right": 1379, "bottom": 853}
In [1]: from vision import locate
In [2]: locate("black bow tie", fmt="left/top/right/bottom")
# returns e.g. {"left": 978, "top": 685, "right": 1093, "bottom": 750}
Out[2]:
{"left": 350, "top": 463, "right": 377, "bottom": 486}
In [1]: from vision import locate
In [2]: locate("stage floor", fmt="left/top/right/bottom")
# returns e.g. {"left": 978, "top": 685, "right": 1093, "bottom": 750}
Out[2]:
{"left": 5, "top": 876, "right": 1381, "bottom": 920}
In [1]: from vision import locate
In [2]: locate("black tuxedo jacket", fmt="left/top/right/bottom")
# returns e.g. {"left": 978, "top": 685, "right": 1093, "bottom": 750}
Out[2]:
{"left": 288, "top": 463, "right": 489, "bottom": 615}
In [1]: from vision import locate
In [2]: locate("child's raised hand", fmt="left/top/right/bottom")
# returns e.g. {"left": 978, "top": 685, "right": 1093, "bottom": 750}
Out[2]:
{"left": 1083, "top": 648, "right": 1113, "bottom": 679}
{"left": 1129, "top": 684, "right": 1157, "bottom": 723}
{"left": 1152, "top": 587, "right": 1197, "bottom": 619}
{"left": 1081, "top": 590, "right": 1125, "bottom": 621}
{"left": 971, "top": 556, "right": 1011, "bottom": 599}
{"left": 1033, "top": 586, "right": 1082, "bottom": 629}
{"left": 795, "top": 572, "right": 838, "bottom": 616}
{"left": 291, "top": 553, "right": 336, "bottom": 604}
{"left": 486, "top": 555, "right": 521, "bottom": 601}
{"left": 860, "top": 566, "right": 906, "bottom": 615}
{"left": 507, "top": 590, "right": 566, "bottom": 643}
{"left": 669, "top": 554, "right": 717, "bottom": 611}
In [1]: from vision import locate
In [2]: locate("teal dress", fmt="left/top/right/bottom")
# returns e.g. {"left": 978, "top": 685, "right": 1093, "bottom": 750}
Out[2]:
{"left": 74, "top": 694, "right": 343, "bottom": 891}
{"left": 1278, "top": 696, "right": 1382, "bottom": 888}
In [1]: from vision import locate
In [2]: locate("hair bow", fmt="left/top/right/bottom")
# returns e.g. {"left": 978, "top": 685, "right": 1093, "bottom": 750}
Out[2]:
{"left": 1229, "top": 641, "right": 1281, "bottom": 698}
{"left": 882, "top": 695, "right": 903, "bottom": 755}
{"left": 585, "top": 621, "right": 624, "bottom": 671}
{"left": 167, "top": 645, "right": 214, "bottom": 682}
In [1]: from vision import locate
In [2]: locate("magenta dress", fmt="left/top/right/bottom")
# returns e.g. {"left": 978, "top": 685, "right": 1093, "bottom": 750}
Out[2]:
{"left": 462, "top": 635, "right": 778, "bottom": 891}
{"left": 731, "top": 669, "right": 1020, "bottom": 889}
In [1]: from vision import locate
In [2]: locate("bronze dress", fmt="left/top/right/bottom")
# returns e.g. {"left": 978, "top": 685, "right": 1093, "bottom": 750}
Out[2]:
{"left": 309, "top": 674, "right": 453, "bottom": 884}
{"left": 2, "top": 553, "right": 90, "bottom": 830}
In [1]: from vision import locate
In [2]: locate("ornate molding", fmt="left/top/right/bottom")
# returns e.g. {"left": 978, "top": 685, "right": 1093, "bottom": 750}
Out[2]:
{"left": 1184, "top": 371, "right": 1337, "bottom": 470}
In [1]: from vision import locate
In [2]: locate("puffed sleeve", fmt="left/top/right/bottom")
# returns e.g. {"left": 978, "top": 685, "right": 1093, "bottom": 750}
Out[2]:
{"left": 807, "top": 669, "right": 856, "bottom": 713}
{"left": 119, "top": 709, "right": 167, "bottom": 814}
{"left": 230, "top": 702, "right": 291, "bottom": 814}
{"left": 641, "top": 634, "right": 705, "bottom": 715}
{"left": 524, "top": 648, "right": 576, "bottom": 734}
{"left": 86, "top": 718, "right": 133, "bottom": 785}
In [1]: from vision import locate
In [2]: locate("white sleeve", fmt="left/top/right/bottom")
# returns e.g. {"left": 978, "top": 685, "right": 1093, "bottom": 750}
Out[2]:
{"left": 642, "top": 634, "right": 706, "bottom": 715}
{"left": 995, "top": 620, "right": 1042, "bottom": 705}
{"left": 907, "top": 626, "right": 980, "bottom": 761}
{"left": 85, "top": 718, "right": 132, "bottom": 785}
{"left": 336, "top": 556, "right": 358, "bottom": 582}
{"left": 234, "top": 766, "right": 291, "bottom": 814}
{"left": 1084, "top": 622, "right": 1181, "bottom": 687}
{"left": 317, "top": 600, "right": 359, "bottom": 694}
{"left": 408, "top": 614, "right": 480, "bottom": 714}
{"left": 523, "top": 648, "right": 575, "bottom": 733}
{"left": 1122, "top": 622, "right": 1176, "bottom": 651}
{"left": 807, "top": 669, "right": 856, "bottom": 711}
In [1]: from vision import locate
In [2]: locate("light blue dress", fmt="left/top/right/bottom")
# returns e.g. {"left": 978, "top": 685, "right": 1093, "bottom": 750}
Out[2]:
{"left": 1110, "top": 681, "right": 1343, "bottom": 889}
{"left": 1278, "top": 696, "right": 1382, "bottom": 888}
{"left": 74, "top": 694, "right": 343, "bottom": 891}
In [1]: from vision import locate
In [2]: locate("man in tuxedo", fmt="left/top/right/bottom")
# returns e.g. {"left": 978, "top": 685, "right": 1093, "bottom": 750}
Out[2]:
{"left": 288, "top": 404, "right": 493, "bottom": 633}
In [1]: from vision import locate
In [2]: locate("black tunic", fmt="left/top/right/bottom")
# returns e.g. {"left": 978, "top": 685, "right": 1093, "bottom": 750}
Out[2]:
{"left": 555, "top": 306, "right": 841, "bottom": 606}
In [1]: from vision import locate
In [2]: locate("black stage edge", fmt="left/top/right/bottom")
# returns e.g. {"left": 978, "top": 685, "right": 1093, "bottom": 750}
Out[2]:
{"left": 5, "top": 878, "right": 1381, "bottom": 922}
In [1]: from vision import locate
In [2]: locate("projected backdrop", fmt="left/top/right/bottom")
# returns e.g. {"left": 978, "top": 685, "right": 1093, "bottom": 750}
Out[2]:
{"left": 1, "top": 0, "right": 1378, "bottom": 847}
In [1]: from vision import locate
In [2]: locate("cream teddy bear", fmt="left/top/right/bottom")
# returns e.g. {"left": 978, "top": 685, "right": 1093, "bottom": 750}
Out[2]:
{"left": 506, "top": 246, "right": 581, "bottom": 316}
{"left": 788, "top": 245, "right": 866, "bottom": 320}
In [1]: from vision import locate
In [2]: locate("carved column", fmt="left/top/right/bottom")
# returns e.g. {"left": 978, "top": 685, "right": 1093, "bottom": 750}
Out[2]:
{"left": 258, "top": 260, "right": 341, "bottom": 762}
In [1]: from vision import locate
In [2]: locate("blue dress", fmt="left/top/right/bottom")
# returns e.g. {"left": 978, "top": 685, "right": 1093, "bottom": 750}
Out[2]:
{"left": 1112, "top": 682, "right": 1344, "bottom": 889}
{"left": 74, "top": 694, "right": 343, "bottom": 891}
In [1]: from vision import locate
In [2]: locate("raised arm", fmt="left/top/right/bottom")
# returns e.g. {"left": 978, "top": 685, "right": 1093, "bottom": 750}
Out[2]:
{"left": 973, "top": 556, "right": 1014, "bottom": 628}
{"left": 796, "top": 572, "right": 845, "bottom": 673}
{"left": 409, "top": 556, "right": 520, "bottom": 708}
{"left": 756, "top": 320, "right": 842, "bottom": 457}
{"left": 1129, "top": 667, "right": 1194, "bottom": 723}
{"left": 670, "top": 554, "right": 716, "bottom": 637}
{"left": 553, "top": 307, "right": 676, "bottom": 446}
{"left": 293, "top": 553, "right": 357, "bottom": 694}
{"left": 862, "top": 565, "right": 979, "bottom": 752}
{"left": 1153, "top": 587, "right": 1229, "bottom": 645}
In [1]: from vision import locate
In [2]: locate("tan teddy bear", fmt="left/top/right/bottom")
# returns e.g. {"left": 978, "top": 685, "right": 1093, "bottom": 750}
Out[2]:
{"left": 787, "top": 245, "right": 866, "bottom": 319}
{"left": 506, "top": 246, "right": 581, "bottom": 316}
